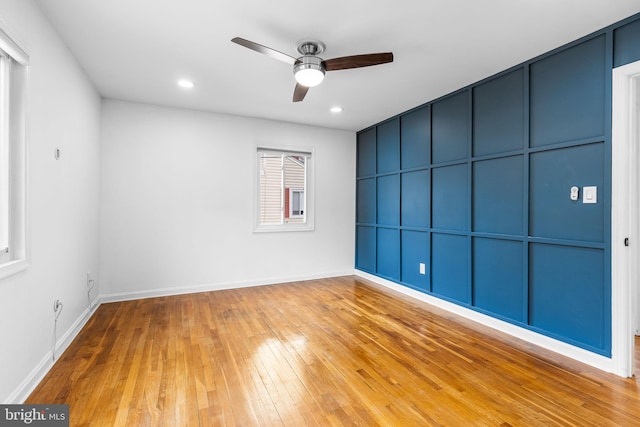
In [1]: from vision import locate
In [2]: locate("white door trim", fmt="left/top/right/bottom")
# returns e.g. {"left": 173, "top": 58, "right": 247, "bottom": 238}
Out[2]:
{"left": 611, "top": 60, "right": 640, "bottom": 377}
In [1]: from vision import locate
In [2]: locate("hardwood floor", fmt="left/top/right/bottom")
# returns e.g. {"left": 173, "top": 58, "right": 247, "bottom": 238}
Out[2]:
{"left": 27, "top": 276, "right": 640, "bottom": 426}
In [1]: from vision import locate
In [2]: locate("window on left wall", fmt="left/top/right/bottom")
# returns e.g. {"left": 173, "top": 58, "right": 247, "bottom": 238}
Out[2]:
{"left": 0, "top": 26, "right": 28, "bottom": 279}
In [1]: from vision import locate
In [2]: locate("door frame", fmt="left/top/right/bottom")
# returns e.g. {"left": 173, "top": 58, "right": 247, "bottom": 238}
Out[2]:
{"left": 611, "top": 60, "right": 640, "bottom": 377}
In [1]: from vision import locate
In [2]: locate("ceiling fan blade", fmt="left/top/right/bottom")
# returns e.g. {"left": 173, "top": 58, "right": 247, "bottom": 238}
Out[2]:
{"left": 323, "top": 52, "right": 393, "bottom": 71}
{"left": 231, "top": 37, "right": 296, "bottom": 65}
{"left": 293, "top": 83, "right": 309, "bottom": 102}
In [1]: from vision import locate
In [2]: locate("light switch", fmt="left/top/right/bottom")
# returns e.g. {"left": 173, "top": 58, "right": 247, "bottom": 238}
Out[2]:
{"left": 419, "top": 263, "right": 426, "bottom": 275}
{"left": 583, "top": 186, "right": 597, "bottom": 204}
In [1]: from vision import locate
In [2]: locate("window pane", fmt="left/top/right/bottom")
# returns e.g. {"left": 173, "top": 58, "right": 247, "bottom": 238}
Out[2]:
{"left": 258, "top": 153, "right": 283, "bottom": 225}
{"left": 284, "top": 155, "right": 306, "bottom": 223}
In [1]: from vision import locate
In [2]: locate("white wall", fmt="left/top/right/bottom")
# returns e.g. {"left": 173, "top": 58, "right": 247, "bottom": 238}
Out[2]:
{"left": 100, "top": 100, "right": 355, "bottom": 299}
{"left": 0, "top": 1, "right": 101, "bottom": 403}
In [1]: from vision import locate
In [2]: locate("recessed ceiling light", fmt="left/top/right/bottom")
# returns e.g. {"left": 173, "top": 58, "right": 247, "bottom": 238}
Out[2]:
{"left": 177, "top": 79, "right": 194, "bottom": 89}
{"left": 330, "top": 106, "right": 343, "bottom": 113}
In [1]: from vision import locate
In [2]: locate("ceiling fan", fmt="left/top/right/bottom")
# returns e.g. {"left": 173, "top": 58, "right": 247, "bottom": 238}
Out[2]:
{"left": 231, "top": 37, "right": 394, "bottom": 102}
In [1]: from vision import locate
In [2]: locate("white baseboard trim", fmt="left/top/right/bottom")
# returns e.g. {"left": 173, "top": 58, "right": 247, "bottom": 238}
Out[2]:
{"left": 7, "top": 301, "right": 101, "bottom": 404}
{"left": 355, "top": 270, "right": 616, "bottom": 375}
{"left": 100, "top": 270, "right": 355, "bottom": 303}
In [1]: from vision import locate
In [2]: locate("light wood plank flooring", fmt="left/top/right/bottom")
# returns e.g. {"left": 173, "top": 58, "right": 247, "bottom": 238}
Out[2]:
{"left": 27, "top": 276, "right": 640, "bottom": 426}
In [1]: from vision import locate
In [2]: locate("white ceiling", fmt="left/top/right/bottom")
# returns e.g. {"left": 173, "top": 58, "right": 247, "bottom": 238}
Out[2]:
{"left": 34, "top": 0, "right": 640, "bottom": 132}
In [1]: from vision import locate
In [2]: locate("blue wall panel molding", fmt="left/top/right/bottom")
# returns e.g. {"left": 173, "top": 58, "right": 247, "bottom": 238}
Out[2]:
{"left": 401, "top": 106, "right": 430, "bottom": 169}
{"left": 473, "top": 238, "right": 525, "bottom": 323}
{"left": 473, "top": 155, "right": 524, "bottom": 235}
{"left": 530, "top": 36, "right": 606, "bottom": 148}
{"left": 377, "top": 227, "right": 400, "bottom": 281}
{"left": 432, "top": 233, "right": 470, "bottom": 304}
{"left": 614, "top": 19, "right": 640, "bottom": 67}
{"left": 529, "top": 243, "right": 606, "bottom": 352}
{"left": 432, "top": 164, "right": 469, "bottom": 232}
{"left": 529, "top": 143, "right": 605, "bottom": 243}
{"left": 356, "top": 226, "right": 376, "bottom": 272}
{"left": 401, "top": 170, "right": 430, "bottom": 228}
{"left": 355, "top": 12, "right": 640, "bottom": 356}
{"left": 377, "top": 118, "right": 400, "bottom": 174}
{"left": 357, "top": 128, "right": 376, "bottom": 177}
{"left": 377, "top": 174, "right": 400, "bottom": 226}
{"left": 356, "top": 178, "right": 376, "bottom": 224}
{"left": 432, "top": 90, "right": 469, "bottom": 163}
{"left": 473, "top": 68, "right": 525, "bottom": 157}
{"left": 401, "top": 230, "right": 430, "bottom": 291}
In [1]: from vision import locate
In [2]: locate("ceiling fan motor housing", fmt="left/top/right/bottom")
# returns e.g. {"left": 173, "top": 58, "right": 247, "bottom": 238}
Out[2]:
{"left": 296, "top": 40, "right": 325, "bottom": 56}
{"left": 294, "top": 55, "right": 325, "bottom": 74}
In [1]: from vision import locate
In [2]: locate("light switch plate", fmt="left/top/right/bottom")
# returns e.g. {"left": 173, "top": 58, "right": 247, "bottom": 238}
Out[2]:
{"left": 419, "top": 263, "right": 426, "bottom": 275}
{"left": 583, "top": 186, "right": 597, "bottom": 204}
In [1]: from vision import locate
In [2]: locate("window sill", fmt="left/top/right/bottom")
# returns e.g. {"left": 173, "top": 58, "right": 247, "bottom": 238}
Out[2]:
{"left": 0, "top": 259, "right": 29, "bottom": 280}
{"left": 254, "top": 223, "right": 315, "bottom": 233}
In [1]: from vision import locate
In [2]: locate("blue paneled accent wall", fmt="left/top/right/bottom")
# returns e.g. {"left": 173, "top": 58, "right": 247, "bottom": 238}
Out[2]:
{"left": 355, "top": 12, "right": 640, "bottom": 356}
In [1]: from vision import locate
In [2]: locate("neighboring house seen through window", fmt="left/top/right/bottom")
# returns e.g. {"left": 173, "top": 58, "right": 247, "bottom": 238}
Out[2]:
{"left": 287, "top": 188, "right": 304, "bottom": 218}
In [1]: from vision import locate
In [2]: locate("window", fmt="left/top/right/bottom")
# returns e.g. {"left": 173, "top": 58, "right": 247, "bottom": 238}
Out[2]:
{"left": 0, "top": 26, "right": 28, "bottom": 279}
{"left": 256, "top": 147, "right": 314, "bottom": 232}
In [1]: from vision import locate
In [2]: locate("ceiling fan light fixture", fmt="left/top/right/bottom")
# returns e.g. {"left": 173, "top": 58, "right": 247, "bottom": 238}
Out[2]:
{"left": 294, "top": 56, "right": 325, "bottom": 87}
{"left": 295, "top": 68, "right": 324, "bottom": 87}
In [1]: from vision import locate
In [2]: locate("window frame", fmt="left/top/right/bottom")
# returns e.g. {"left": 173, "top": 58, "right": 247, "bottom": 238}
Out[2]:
{"left": 0, "top": 24, "right": 28, "bottom": 280}
{"left": 254, "top": 145, "right": 314, "bottom": 233}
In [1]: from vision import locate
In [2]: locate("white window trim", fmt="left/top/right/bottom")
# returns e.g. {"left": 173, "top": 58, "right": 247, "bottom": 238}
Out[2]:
{"left": 0, "top": 22, "right": 28, "bottom": 280}
{"left": 254, "top": 145, "right": 314, "bottom": 233}
{"left": 0, "top": 55, "right": 10, "bottom": 264}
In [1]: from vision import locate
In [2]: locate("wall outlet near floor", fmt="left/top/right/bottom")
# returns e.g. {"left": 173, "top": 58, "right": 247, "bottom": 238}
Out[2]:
{"left": 419, "top": 263, "right": 426, "bottom": 275}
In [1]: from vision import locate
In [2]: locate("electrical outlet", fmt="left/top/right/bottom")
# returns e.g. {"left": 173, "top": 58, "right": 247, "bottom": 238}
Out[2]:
{"left": 419, "top": 263, "right": 426, "bottom": 275}
{"left": 53, "top": 299, "right": 62, "bottom": 312}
